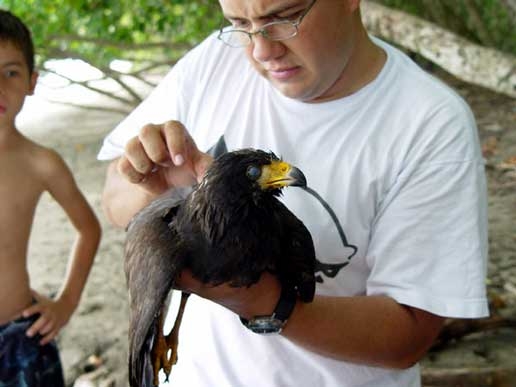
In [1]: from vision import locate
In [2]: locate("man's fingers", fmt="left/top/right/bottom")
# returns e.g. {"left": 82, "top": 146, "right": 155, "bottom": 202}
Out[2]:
{"left": 117, "top": 156, "right": 145, "bottom": 184}
{"left": 120, "top": 120, "right": 212, "bottom": 186}
{"left": 193, "top": 152, "right": 214, "bottom": 183}
{"left": 138, "top": 124, "right": 171, "bottom": 166}
{"left": 161, "top": 121, "right": 213, "bottom": 180}
{"left": 162, "top": 121, "right": 191, "bottom": 166}
{"left": 125, "top": 136, "right": 154, "bottom": 174}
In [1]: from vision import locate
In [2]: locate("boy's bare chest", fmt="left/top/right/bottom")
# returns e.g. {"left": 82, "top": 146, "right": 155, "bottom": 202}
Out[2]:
{"left": 0, "top": 154, "right": 44, "bottom": 220}
{"left": 0, "top": 169, "right": 42, "bottom": 270}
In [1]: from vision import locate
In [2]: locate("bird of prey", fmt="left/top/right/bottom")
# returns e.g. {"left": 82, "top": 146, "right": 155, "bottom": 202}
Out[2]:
{"left": 124, "top": 148, "right": 316, "bottom": 387}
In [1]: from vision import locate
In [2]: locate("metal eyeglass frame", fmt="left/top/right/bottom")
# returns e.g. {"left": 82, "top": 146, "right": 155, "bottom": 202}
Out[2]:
{"left": 217, "top": 0, "right": 317, "bottom": 48}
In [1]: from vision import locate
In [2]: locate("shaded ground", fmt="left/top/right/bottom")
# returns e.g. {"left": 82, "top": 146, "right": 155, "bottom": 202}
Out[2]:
{"left": 17, "top": 67, "right": 516, "bottom": 386}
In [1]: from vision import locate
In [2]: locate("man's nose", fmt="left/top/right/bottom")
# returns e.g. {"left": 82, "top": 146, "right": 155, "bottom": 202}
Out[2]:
{"left": 250, "top": 34, "right": 285, "bottom": 64}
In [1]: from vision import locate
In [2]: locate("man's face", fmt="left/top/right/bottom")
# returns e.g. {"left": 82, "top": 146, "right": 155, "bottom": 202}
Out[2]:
{"left": 0, "top": 41, "right": 37, "bottom": 129}
{"left": 219, "top": 0, "right": 359, "bottom": 102}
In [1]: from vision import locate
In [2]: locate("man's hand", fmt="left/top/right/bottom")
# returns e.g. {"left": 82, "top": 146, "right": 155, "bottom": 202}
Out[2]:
{"left": 102, "top": 120, "right": 214, "bottom": 227}
{"left": 176, "top": 270, "right": 282, "bottom": 320}
{"left": 22, "top": 290, "right": 76, "bottom": 345}
{"left": 117, "top": 121, "right": 213, "bottom": 196}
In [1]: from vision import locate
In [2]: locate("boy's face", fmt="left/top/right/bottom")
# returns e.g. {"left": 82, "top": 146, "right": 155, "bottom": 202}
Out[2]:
{"left": 219, "top": 0, "right": 360, "bottom": 102}
{"left": 0, "top": 41, "right": 38, "bottom": 129}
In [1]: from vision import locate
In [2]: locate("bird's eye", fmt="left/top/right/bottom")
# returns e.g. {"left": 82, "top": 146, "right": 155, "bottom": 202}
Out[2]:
{"left": 246, "top": 165, "right": 261, "bottom": 180}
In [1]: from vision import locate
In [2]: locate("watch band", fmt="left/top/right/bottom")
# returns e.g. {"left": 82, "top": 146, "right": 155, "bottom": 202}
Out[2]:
{"left": 270, "top": 286, "right": 297, "bottom": 322}
{"left": 240, "top": 286, "right": 297, "bottom": 334}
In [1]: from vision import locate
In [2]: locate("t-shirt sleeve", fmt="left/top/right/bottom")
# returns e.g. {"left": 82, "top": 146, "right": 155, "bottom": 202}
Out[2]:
{"left": 97, "top": 66, "right": 185, "bottom": 161}
{"left": 366, "top": 102, "right": 489, "bottom": 318}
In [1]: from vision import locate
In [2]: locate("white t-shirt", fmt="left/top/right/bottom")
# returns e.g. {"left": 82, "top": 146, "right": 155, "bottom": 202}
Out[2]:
{"left": 98, "top": 33, "right": 488, "bottom": 387}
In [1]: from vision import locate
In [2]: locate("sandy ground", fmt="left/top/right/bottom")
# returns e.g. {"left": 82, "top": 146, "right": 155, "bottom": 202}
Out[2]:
{"left": 16, "top": 67, "right": 516, "bottom": 387}
{"left": 17, "top": 86, "right": 131, "bottom": 386}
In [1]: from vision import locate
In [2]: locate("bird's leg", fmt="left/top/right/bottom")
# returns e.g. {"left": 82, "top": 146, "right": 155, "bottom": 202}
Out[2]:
{"left": 151, "top": 307, "right": 168, "bottom": 386}
{"left": 151, "top": 292, "right": 190, "bottom": 384}
{"left": 163, "top": 292, "right": 190, "bottom": 379}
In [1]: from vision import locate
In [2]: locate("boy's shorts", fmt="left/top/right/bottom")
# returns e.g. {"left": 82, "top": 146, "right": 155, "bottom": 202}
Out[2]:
{"left": 0, "top": 314, "right": 65, "bottom": 387}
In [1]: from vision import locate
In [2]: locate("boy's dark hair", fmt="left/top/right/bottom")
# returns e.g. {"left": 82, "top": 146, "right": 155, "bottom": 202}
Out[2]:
{"left": 0, "top": 9, "right": 35, "bottom": 74}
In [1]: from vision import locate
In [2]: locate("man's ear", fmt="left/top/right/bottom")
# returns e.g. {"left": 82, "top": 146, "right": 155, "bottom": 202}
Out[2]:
{"left": 29, "top": 71, "right": 39, "bottom": 95}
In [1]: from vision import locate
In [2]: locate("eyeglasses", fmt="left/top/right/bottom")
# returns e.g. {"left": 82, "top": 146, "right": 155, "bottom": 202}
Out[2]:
{"left": 217, "top": 0, "right": 317, "bottom": 48}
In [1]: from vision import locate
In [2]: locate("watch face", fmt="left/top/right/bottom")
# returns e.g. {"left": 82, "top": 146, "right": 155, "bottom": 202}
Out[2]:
{"left": 246, "top": 317, "right": 284, "bottom": 334}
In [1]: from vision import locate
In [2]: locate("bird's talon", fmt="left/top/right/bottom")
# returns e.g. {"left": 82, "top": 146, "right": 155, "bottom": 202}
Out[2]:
{"left": 150, "top": 293, "right": 190, "bottom": 385}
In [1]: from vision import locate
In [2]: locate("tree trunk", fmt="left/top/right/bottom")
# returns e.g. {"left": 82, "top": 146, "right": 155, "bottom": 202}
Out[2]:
{"left": 361, "top": 1, "right": 516, "bottom": 98}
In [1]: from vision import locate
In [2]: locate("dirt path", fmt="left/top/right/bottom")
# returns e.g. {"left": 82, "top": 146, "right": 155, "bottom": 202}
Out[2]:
{"left": 17, "top": 68, "right": 516, "bottom": 386}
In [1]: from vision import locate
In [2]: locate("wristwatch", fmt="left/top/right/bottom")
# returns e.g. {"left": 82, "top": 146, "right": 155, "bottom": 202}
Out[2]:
{"left": 240, "top": 286, "right": 297, "bottom": 334}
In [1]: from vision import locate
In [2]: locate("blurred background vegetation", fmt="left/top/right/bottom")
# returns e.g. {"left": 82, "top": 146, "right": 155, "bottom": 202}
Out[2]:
{"left": 373, "top": 0, "right": 516, "bottom": 55}
{"left": 0, "top": 0, "right": 222, "bottom": 109}
{"left": 0, "top": 0, "right": 514, "bottom": 108}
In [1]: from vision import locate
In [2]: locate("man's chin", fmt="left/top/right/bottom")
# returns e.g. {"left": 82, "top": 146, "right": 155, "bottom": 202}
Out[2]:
{"left": 268, "top": 79, "right": 299, "bottom": 98}
{"left": 271, "top": 83, "right": 317, "bottom": 102}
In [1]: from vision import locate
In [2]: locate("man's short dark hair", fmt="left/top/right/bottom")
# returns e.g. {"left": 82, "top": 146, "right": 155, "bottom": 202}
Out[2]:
{"left": 0, "top": 9, "right": 35, "bottom": 74}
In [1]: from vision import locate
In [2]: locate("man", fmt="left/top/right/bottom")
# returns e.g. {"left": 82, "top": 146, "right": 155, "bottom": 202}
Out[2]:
{"left": 99, "top": 1, "right": 488, "bottom": 386}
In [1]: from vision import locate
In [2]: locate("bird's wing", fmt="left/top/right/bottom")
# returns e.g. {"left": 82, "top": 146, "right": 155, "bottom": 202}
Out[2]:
{"left": 274, "top": 201, "right": 317, "bottom": 302}
{"left": 124, "top": 187, "right": 192, "bottom": 387}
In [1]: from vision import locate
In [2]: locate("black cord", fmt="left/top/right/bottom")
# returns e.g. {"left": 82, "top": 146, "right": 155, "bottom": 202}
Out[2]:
{"left": 301, "top": 186, "right": 357, "bottom": 260}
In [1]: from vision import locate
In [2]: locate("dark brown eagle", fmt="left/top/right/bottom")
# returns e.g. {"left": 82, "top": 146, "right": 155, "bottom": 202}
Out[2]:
{"left": 124, "top": 148, "right": 316, "bottom": 387}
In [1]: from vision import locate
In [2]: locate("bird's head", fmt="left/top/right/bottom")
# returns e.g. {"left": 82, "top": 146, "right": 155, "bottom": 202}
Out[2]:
{"left": 200, "top": 149, "right": 307, "bottom": 201}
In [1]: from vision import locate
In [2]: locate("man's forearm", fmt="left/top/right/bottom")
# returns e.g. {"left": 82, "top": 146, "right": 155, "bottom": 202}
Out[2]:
{"left": 281, "top": 295, "right": 444, "bottom": 369}
{"left": 179, "top": 272, "right": 445, "bottom": 369}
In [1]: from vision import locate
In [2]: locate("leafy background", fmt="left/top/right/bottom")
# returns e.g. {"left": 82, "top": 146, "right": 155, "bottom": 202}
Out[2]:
{"left": 1, "top": 1, "right": 222, "bottom": 108}
{"left": 1, "top": 0, "right": 514, "bottom": 109}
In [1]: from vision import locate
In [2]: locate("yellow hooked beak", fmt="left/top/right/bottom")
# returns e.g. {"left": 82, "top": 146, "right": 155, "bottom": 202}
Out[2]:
{"left": 257, "top": 160, "right": 307, "bottom": 190}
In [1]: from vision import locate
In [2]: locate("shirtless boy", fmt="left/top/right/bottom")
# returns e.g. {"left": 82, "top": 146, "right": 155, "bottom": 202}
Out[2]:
{"left": 0, "top": 10, "right": 101, "bottom": 386}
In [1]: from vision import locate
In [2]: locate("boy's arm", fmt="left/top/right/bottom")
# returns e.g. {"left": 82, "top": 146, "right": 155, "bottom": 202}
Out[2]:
{"left": 24, "top": 149, "right": 101, "bottom": 345}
